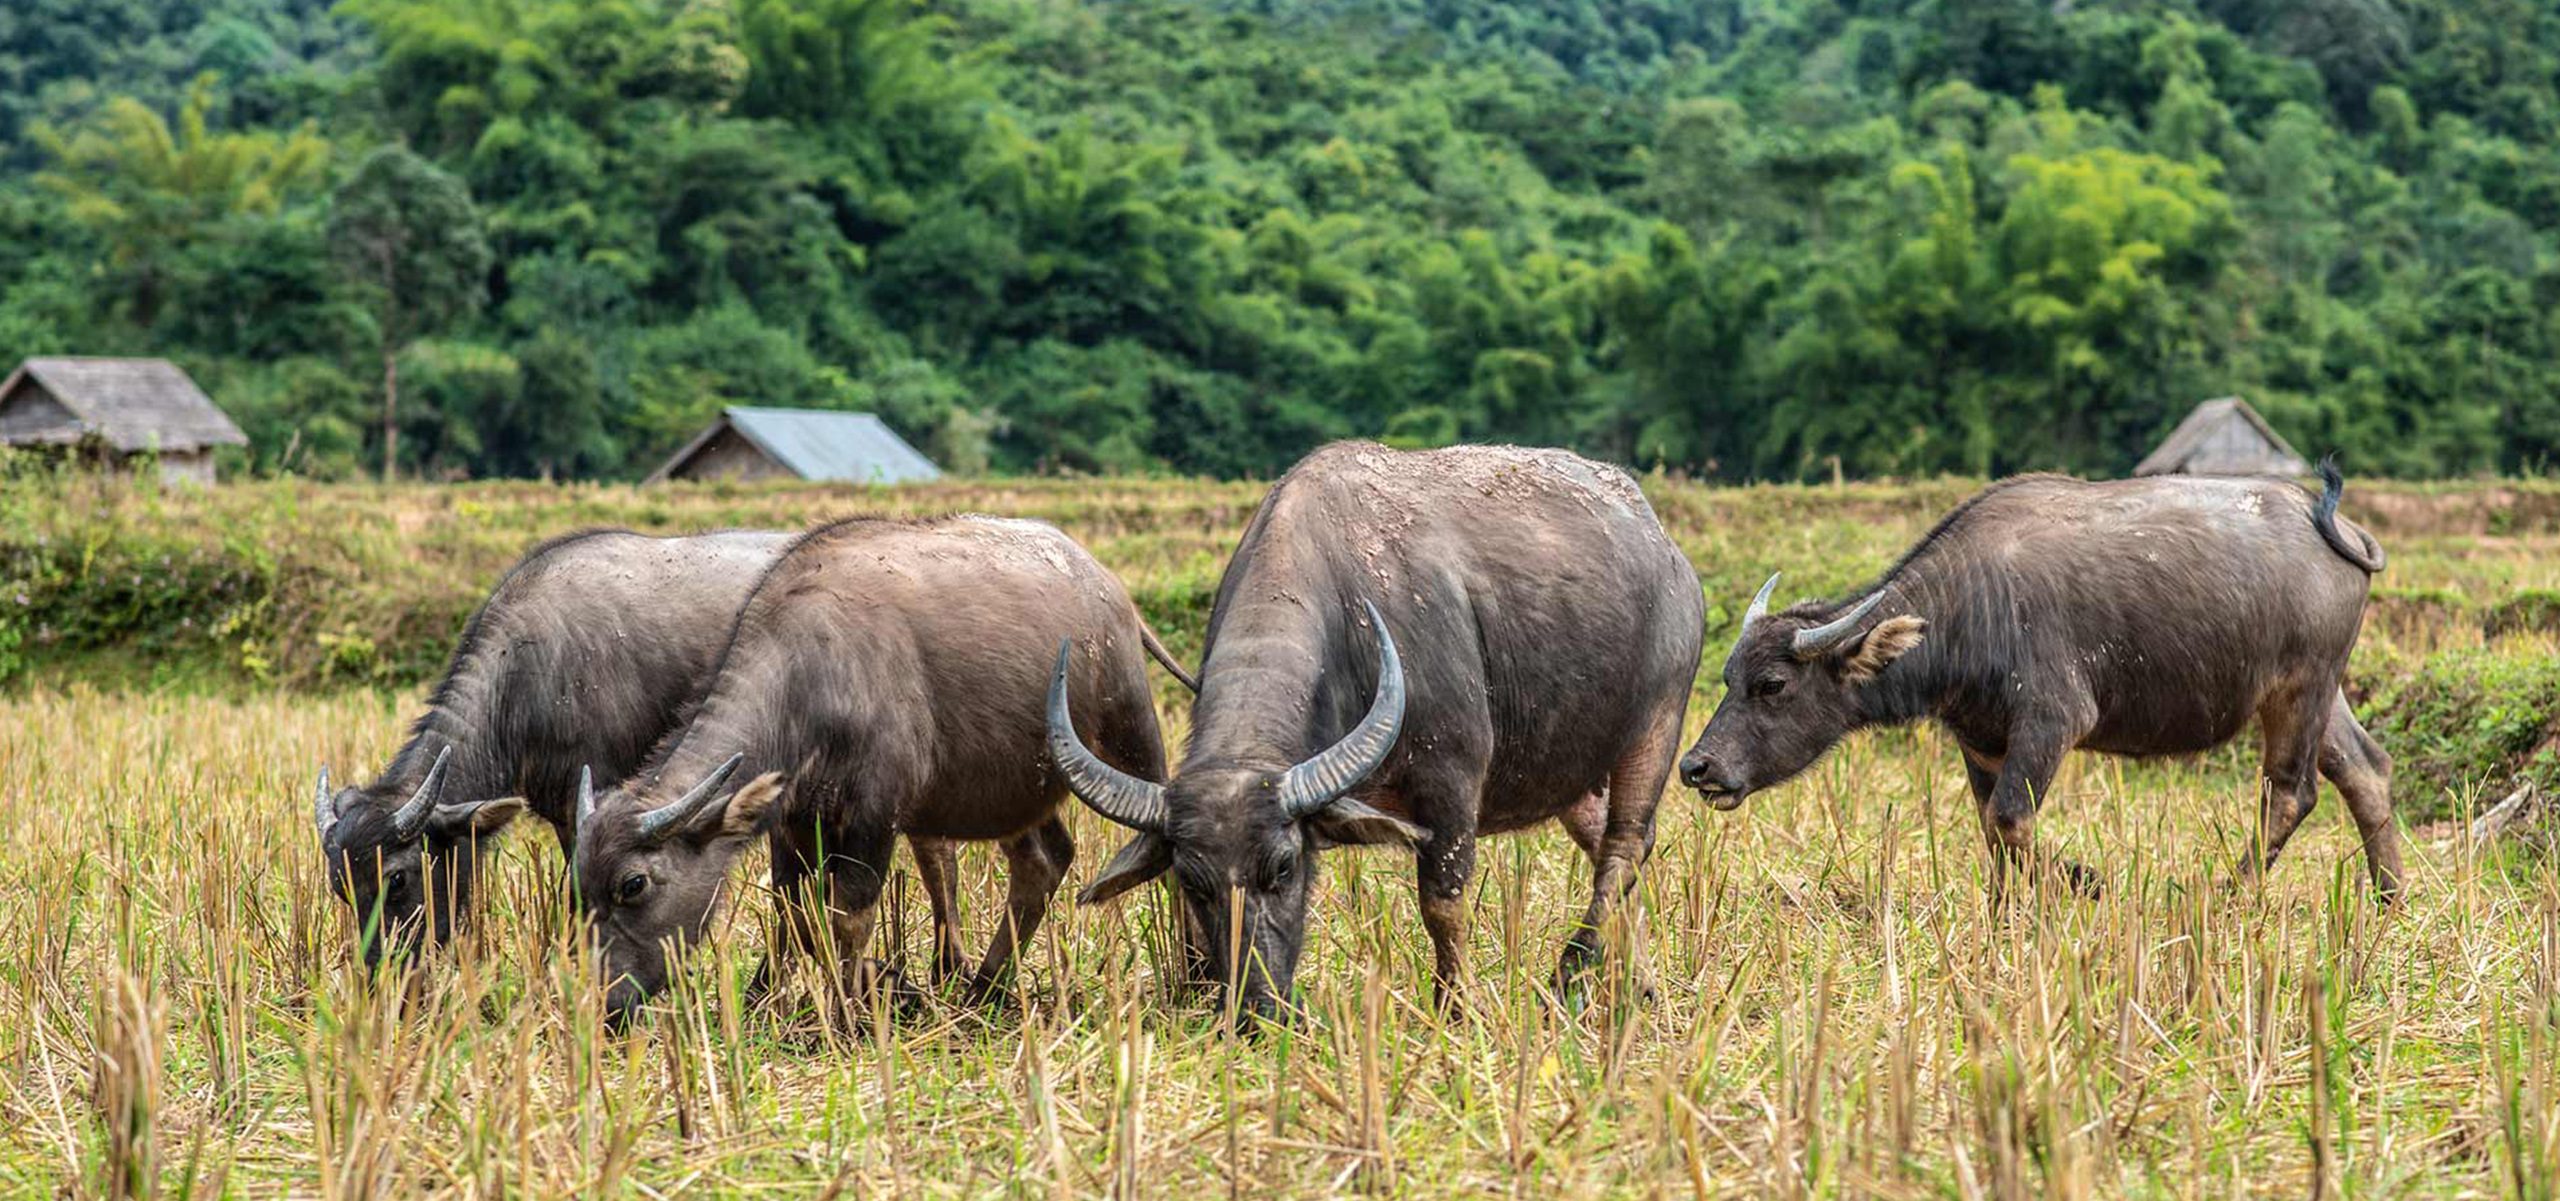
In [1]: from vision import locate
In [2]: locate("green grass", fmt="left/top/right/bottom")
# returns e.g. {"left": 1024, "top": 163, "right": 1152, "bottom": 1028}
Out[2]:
{"left": 2, "top": 474, "right": 2557, "bottom": 1196}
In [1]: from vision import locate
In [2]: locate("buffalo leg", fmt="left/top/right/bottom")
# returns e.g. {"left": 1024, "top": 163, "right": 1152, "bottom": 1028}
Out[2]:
{"left": 546, "top": 814, "right": 577, "bottom": 904}
{"left": 2318, "top": 690, "right": 2403, "bottom": 902}
{"left": 816, "top": 821, "right": 900, "bottom": 1020}
{"left": 2236, "top": 677, "right": 2330, "bottom": 887}
{"left": 967, "top": 816, "right": 1076, "bottom": 1000}
{"left": 1983, "top": 729, "right": 2101, "bottom": 904}
{"left": 745, "top": 828, "right": 823, "bottom": 1007}
{"left": 1959, "top": 749, "right": 2007, "bottom": 905}
{"left": 1557, "top": 711, "right": 1678, "bottom": 1000}
{"left": 908, "top": 837, "right": 968, "bottom": 987}
{"left": 1415, "top": 825, "right": 1478, "bottom": 1011}
{"left": 1407, "top": 765, "right": 1485, "bottom": 1011}
{"left": 1556, "top": 791, "right": 1606, "bottom": 992}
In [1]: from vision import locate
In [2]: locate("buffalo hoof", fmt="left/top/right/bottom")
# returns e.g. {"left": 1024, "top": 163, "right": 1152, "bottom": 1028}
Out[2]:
{"left": 741, "top": 959, "right": 780, "bottom": 1010}
{"left": 1546, "top": 969, "right": 1655, "bottom": 1020}
{"left": 1227, "top": 994, "right": 1297, "bottom": 1037}
{"left": 1429, "top": 977, "right": 1476, "bottom": 1021}
{"left": 867, "top": 960, "right": 931, "bottom": 1022}
{"left": 960, "top": 971, "right": 1019, "bottom": 1011}
{"left": 2055, "top": 858, "right": 2105, "bottom": 900}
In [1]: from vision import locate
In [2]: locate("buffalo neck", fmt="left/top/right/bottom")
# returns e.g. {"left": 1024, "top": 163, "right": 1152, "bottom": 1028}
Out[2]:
{"left": 637, "top": 613, "right": 879, "bottom": 808}
{"left": 370, "top": 639, "right": 520, "bottom": 816}
{"left": 1844, "top": 554, "right": 2017, "bottom": 737}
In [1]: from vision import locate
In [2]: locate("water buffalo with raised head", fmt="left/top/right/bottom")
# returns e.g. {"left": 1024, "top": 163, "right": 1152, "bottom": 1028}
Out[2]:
{"left": 313, "top": 529, "right": 793, "bottom": 967}
{"left": 572, "top": 515, "right": 1178, "bottom": 1028}
{"left": 1050, "top": 441, "right": 1706, "bottom": 1022}
{"left": 1678, "top": 461, "right": 2399, "bottom": 903}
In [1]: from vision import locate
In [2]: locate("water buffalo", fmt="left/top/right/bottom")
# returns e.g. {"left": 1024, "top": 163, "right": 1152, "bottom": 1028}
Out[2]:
{"left": 572, "top": 516, "right": 1176, "bottom": 1027}
{"left": 313, "top": 529, "right": 793, "bottom": 966}
{"left": 1050, "top": 442, "right": 1706, "bottom": 1021}
{"left": 1678, "top": 461, "right": 2399, "bottom": 903}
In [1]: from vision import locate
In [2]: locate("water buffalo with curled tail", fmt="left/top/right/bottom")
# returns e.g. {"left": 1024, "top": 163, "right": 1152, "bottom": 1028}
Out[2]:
{"left": 1051, "top": 441, "right": 1706, "bottom": 1022}
{"left": 312, "top": 529, "right": 793, "bottom": 967}
{"left": 571, "top": 516, "right": 1182, "bottom": 1028}
{"left": 1678, "top": 460, "right": 2400, "bottom": 904}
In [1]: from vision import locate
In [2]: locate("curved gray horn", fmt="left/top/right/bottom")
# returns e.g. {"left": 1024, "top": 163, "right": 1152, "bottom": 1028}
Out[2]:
{"left": 389, "top": 746, "right": 453, "bottom": 841}
{"left": 313, "top": 766, "right": 335, "bottom": 838}
{"left": 635, "top": 753, "right": 746, "bottom": 844}
{"left": 1279, "top": 600, "right": 1406, "bottom": 818}
{"left": 577, "top": 766, "right": 596, "bottom": 827}
{"left": 1741, "top": 572, "right": 1781, "bottom": 631}
{"left": 1790, "top": 591, "right": 1887, "bottom": 658}
{"left": 1048, "top": 640, "right": 1167, "bottom": 832}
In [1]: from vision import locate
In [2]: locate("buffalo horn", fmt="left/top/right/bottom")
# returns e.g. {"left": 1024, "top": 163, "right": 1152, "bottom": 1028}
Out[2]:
{"left": 1278, "top": 600, "right": 1406, "bottom": 819}
{"left": 634, "top": 753, "right": 745, "bottom": 844}
{"left": 389, "top": 747, "right": 453, "bottom": 841}
{"left": 1047, "top": 641, "right": 1167, "bottom": 833}
{"left": 1741, "top": 572, "right": 1781, "bottom": 631}
{"left": 1790, "top": 591, "right": 1887, "bottom": 658}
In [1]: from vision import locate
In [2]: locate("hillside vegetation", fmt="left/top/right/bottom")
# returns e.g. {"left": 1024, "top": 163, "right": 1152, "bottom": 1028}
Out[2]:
{"left": 10, "top": 469, "right": 2560, "bottom": 822}
{"left": 4, "top": 0, "right": 2560, "bottom": 480}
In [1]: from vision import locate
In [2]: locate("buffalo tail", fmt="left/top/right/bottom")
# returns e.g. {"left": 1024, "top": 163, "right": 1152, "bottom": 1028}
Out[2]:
{"left": 2311, "top": 455, "right": 2385, "bottom": 574}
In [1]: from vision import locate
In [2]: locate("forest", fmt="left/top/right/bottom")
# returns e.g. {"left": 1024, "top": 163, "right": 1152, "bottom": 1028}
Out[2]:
{"left": 2, "top": 0, "right": 2556, "bottom": 481}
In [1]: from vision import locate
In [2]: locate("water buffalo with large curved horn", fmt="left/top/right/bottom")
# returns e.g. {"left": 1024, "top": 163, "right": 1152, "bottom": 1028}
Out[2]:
{"left": 1053, "top": 442, "right": 1705, "bottom": 1021}
{"left": 1678, "top": 460, "right": 2400, "bottom": 904}
{"left": 313, "top": 529, "right": 793, "bottom": 967}
{"left": 572, "top": 516, "right": 1175, "bottom": 1028}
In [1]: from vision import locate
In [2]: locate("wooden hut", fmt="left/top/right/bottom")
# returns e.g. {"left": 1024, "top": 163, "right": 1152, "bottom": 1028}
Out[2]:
{"left": 646, "top": 406, "right": 942, "bottom": 485}
{"left": 0, "top": 357, "right": 247, "bottom": 485}
{"left": 2133, "top": 397, "right": 2309, "bottom": 478}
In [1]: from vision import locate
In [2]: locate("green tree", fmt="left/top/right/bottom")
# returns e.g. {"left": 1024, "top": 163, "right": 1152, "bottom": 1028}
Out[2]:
{"left": 33, "top": 73, "right": 327, "bottom": 325}
{"left": 326, "top": 144, "right": 492, "bottom": 480}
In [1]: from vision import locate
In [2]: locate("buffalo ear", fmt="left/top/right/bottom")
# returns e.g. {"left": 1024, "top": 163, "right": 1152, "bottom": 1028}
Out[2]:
{"left": 1842, "top": 615, "right": 1927, "bottom": 683}
{"left": 1077, "top": 834, "right": 1172, "bottom": 905}
{"left": 695, "top": 772, "right": 785, "bottom": 843}
{"left": 1308, "top": 797, "right": 1427, "bottom": 850}
{"left": 428, "top": 796, "right": 528, "bottom": 841}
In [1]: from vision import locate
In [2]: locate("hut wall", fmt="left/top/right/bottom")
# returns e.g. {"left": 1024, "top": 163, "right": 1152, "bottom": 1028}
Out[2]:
{"left": 0, "top": 384, "right": 80, "bottom": 443}
{"left": 154, "top": 450, "right": 215, "bottom": 487}
{"left": 673, "top": 428, "right": 795, "bottom": 482}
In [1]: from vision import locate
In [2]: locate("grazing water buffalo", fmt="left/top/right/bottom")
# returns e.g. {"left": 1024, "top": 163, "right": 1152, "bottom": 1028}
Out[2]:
{"left": 1678, "top": 461, "right": 2400, "bottom": 903}
{"left": 313, "top": 529, "right": 793, "bottom": 966}
{"left": 1051, "top": 442, "right": 1706, "bottom": 1020}
{"left": 573, "top": 516, "right": 1177, "bottom": 1027}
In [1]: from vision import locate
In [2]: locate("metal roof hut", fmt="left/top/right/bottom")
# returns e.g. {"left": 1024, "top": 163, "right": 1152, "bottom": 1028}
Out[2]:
{"left": 0, "top": 357, "right": 247, "bottom": 486}
{"left": 2133, "top": 397, "right": 2309, "bottom": 478}
{"left": 645, "top": 406, "right": 943, "bottom": 485}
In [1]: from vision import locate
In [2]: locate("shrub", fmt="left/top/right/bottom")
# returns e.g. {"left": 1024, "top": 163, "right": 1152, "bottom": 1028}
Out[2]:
{"left": 2356, "top": 648, "right": 2560, "bottom": 824}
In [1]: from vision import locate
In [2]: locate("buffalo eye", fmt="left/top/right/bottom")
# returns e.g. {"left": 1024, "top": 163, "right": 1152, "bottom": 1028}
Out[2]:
{"left": 617, "top": 873, "right": 649, "bottom": 903}
{"left": 1749, "top": 675, "right": 1788, "bottom": 699}
{"left": 384, "top": 867, "right": 412, "bottom": 894}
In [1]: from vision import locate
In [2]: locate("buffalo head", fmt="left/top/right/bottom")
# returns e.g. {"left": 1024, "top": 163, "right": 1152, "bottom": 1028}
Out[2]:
{"left": 313, "top": 747, "right": 526, "bottom": 968}
{"left": 1050, "top": 601, "right": 1421, "bottom": 1024}
{"left": 571, "top": 757, "right": 782, "bottom": 1028}
{"left": 1678, "top": 573, "right": 1928, "bottom": 808}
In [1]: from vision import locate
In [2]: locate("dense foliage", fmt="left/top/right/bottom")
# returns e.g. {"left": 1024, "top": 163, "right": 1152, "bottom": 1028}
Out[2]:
{"left": 3, "top": 0, "right": 2557, "bottom": 479}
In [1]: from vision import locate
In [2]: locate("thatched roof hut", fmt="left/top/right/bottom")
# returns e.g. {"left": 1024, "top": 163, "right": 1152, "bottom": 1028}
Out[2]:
{"left": 0, "top": 357, "right": 246, "bottom": 485}
{"left": 2133, "top": 397, "right": 2308, "bottom": 478}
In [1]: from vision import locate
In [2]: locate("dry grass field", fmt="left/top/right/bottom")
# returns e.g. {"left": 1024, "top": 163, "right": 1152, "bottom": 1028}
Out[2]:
{"left": 2, "top": 473, "right": 2557, "bottom": 1197}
